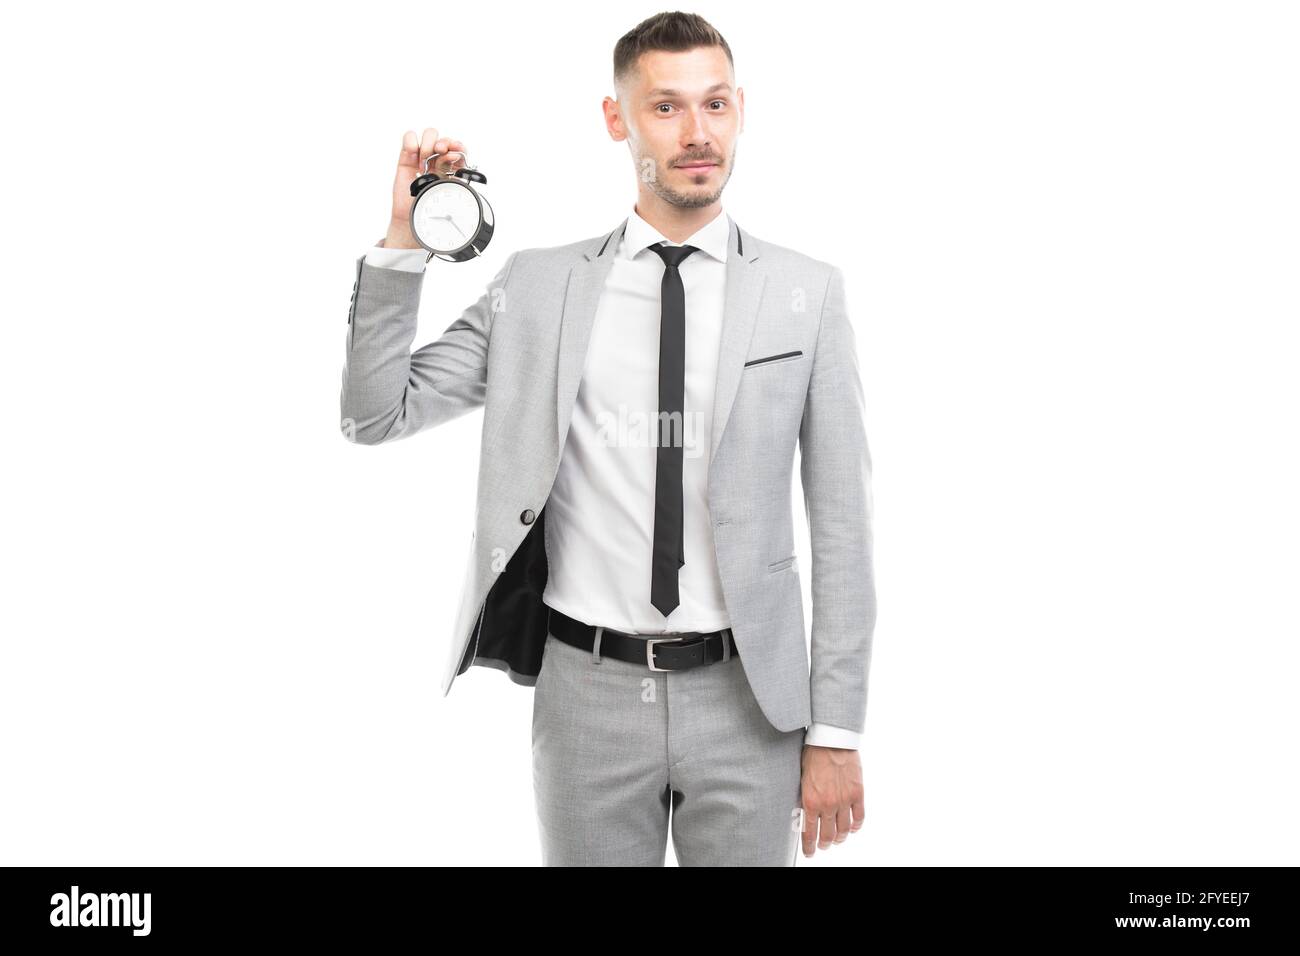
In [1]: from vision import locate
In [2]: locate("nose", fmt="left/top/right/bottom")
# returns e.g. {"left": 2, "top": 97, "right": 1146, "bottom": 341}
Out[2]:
{"left": 682, "top": 106, "right": 711, "bottom": 152}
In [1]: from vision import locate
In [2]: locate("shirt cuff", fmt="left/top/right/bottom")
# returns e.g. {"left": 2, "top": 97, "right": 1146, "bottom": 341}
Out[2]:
{"left": 362, "top": 237, "right": 428, "bottom": 273}
{"left": 805, "top": 722, "right": 861, "bottom": 749}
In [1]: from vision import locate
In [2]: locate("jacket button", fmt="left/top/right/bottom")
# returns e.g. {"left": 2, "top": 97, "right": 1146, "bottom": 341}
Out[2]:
{"left": 520, "top": 509, "right": 535, "bottom": 525}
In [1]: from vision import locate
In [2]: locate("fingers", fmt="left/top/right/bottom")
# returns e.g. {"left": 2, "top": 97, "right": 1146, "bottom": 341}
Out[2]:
{"left": 800, "top": 806, "right": 817, "bottom": 858}
{"left": 401, "top": 128, "right": 469, "bottom": 176}
{"left": 396, "top": 129, "right": 420, "bottom": 169}
{"left": 818, "top": 809, "right": 836, "bottom": 850}
{"left": 834, "top": 804, "right": 852, "bottom": 844}
{"left": 800, "top": 808, "right": 838, "bottom": 856}
{"left": 433, "top": 139, "right": 468, "bottom": 176}
{"left": 419, "top": 127, "right": 439, "bottom": 166}
{"left": 850, "top": 796, "right": 865, "bottom": 832}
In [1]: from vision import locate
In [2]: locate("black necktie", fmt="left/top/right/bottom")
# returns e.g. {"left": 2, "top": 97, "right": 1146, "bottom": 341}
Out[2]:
{"left": 648, "top": 241, "right": 699, "bottom": 617}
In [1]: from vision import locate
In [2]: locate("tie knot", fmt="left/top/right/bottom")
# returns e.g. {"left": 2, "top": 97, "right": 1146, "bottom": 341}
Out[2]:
{"left": 650, "top": 242, "right": 700, "bottom": 269}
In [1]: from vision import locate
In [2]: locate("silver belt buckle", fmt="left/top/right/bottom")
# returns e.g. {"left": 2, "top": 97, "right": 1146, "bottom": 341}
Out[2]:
{"left": 645, "top": 636, "right": 686, "bottom": 672}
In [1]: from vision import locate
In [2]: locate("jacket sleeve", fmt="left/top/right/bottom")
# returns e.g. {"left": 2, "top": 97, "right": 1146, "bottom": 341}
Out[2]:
{"left": 798, "top": 264, "right": 877, "bottom": 735}
{"left": 340, "top": 246, "right": 519, "bottom": 445}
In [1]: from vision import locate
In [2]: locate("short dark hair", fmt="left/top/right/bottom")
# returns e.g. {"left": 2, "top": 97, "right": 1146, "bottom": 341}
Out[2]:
{"left": 613, "top": 11, "right": 734, "bottom": 92}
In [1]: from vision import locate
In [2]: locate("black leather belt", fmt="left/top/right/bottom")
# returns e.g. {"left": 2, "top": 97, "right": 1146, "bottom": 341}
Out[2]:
{"left": 547, "top": 606, "right": 737, "bottom": 672}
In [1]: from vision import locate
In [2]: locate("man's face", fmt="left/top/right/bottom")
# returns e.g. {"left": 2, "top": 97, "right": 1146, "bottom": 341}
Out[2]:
{"left": 607, "top": 46, "right": 743, "bottom": 209}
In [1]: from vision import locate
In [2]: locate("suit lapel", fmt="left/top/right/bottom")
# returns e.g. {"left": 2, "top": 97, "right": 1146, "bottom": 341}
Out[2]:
{"left": 711, "top": 215, "right": 765, "bottom": 459}
{"left": 555, "top": 219, "right": 627, "bottom": 452}
{"left": 554, "top": 213, "right": 766, "bottom": 460}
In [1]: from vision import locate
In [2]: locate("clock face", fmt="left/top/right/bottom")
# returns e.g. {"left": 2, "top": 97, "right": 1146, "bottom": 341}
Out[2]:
{"left": 411, "top": 180, "right": 482, "bottom": 252}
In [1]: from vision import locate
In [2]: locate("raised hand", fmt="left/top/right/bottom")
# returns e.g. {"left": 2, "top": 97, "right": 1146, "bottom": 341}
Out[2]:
{"left": 385, "top": 128, "right": 471, "bottom": 249}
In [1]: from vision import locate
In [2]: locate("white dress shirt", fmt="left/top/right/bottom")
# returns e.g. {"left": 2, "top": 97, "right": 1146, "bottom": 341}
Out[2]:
{"left": 544, "top": 205, "right": 732, "bottom": 635}
{"left": 362, "top": 207, "right": 860, "bottom": 749}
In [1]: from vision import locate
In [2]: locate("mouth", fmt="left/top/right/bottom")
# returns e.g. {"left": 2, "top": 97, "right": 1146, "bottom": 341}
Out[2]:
{"left": 676, "top": 161, "right": 718, "bottom": 171}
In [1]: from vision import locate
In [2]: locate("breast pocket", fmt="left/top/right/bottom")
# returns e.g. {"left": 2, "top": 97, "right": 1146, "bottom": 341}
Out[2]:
{"left": 744, "top": 349, "right": 803, "bottom": 369}
{"left": 737, "top": 347, "right": 808, "bottom": 433}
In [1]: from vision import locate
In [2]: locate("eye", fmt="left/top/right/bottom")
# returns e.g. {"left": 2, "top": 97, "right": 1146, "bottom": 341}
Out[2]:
{"left": 709, "top": 99, "right": 726, "bottom": 109}
{"left": 656, "top": 103, "right": 673, "bottom": 114}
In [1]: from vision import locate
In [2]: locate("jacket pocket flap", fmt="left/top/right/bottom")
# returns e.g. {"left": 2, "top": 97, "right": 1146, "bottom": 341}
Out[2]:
{"left": 744, "top": 350, "right": 803, "bottom": 368}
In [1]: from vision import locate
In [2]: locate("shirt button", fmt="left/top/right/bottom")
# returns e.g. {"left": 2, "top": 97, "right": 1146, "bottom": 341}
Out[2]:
{"left": 520, "top": 509, "right": 535, "bottom": 525}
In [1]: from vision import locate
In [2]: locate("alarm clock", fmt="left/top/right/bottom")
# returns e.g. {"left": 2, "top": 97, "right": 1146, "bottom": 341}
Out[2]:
{"left": 408, "top": 152, "right": 494, "bottom": 263}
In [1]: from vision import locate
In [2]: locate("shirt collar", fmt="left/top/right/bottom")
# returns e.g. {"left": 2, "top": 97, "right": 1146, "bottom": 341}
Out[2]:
{"left": 620, "top": 205, "right": 730, "bottom": 264}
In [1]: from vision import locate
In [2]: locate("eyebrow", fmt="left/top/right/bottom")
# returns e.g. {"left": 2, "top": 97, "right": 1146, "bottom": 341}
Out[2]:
{"left": 645, "top": 82, "right": 732, "bottom": 99}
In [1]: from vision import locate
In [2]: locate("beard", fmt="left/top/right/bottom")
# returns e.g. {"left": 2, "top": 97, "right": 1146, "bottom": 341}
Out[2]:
{"left": 640, "top": 142, "right": 735, "bottom": 208}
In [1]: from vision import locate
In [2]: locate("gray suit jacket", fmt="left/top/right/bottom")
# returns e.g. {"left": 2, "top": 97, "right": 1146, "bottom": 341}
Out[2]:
{"left": 339, "top": 214, "right": 875, "bottom": 736}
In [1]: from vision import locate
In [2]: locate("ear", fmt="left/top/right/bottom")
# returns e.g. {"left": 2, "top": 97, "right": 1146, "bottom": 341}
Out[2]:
{"left": 737, "top": 86, "right": 745, "bottom": 134}
{"left": 603, "top": 95, "right": 626, "bottom": 142}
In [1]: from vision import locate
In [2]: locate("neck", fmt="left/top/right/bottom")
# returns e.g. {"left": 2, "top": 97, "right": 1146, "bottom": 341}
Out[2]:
{"left": 633, "top": 193, "right": 724, "bottom": 244}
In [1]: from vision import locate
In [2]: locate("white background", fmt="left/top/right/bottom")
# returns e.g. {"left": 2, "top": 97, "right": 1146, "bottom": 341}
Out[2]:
{"left": 2, "top": 0, "right": 1296, "bottom": 866}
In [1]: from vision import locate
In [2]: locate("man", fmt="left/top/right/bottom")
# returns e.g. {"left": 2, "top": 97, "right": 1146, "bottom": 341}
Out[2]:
{"left": 340, "top": 11, "right": 875, "bottom": 865}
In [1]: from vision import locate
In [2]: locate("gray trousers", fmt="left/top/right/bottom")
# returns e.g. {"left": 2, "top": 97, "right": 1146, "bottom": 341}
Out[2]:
{"left": 531, "top": 626, "right": 807, "bottom": 866}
